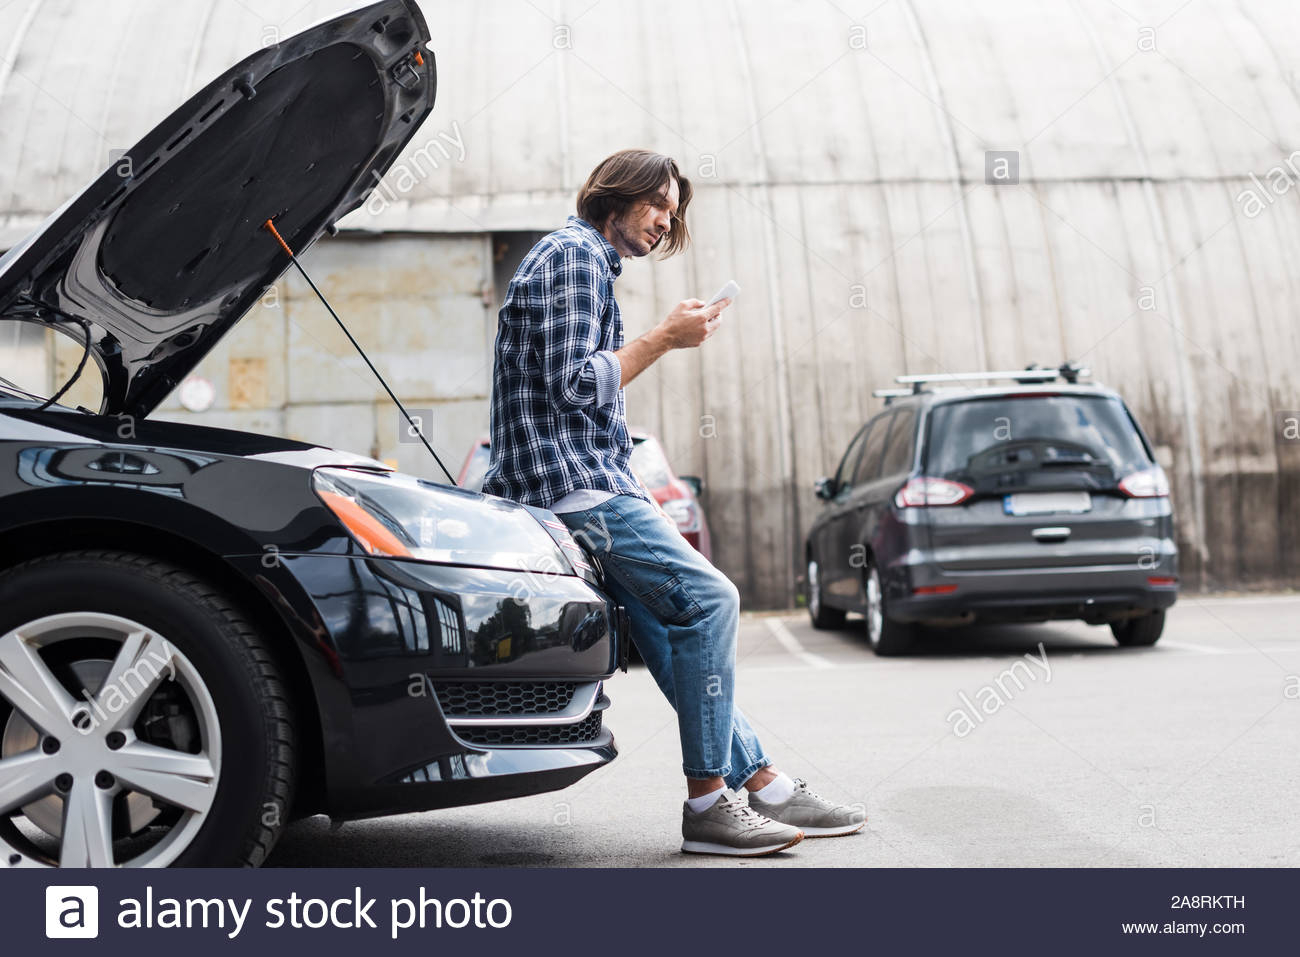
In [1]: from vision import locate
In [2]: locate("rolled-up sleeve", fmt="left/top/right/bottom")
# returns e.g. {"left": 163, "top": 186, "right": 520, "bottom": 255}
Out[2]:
{"left": 530, "top": 244, "right": 614, "bottom": 412}
{"left": 590, "top": 350, "right": 622, "bottom": 408}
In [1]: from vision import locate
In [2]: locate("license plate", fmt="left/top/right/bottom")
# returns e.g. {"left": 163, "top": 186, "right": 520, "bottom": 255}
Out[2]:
{"left": 1003, "top": 491, "right": 1092, "bottom": 516}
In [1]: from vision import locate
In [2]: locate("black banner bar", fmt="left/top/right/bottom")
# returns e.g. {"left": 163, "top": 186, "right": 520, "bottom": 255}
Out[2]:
{"left": 6, "top": 867, "right": 1292, "bottom": 954}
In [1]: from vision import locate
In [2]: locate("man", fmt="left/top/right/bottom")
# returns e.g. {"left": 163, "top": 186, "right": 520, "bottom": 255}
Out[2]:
{"left": 482, "top": 149, "right": 863, "bottom": 856}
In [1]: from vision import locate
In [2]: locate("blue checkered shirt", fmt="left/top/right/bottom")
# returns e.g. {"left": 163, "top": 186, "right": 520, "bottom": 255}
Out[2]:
{"left": 481, "top": 217, "right": 649, "bottom": 508}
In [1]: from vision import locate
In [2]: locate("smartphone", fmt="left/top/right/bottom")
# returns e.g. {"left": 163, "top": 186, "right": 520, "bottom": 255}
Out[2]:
{"left": 707, "top": 279, "right": 740, "bottom": 306}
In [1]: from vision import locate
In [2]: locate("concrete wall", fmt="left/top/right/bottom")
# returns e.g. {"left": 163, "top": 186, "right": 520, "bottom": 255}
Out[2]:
{"left": 7, "top": 0, "right": 1300, "bottom": 606}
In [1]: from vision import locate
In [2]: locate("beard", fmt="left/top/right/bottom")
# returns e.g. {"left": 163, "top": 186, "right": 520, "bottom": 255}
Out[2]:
{"left": 611, "top": 212, "right": 661, "bottom": 257}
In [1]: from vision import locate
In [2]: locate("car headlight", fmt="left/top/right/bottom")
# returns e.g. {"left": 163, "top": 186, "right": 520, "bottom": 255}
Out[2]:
{"left": 312, "top": 466, "right": 573, "bottom": 576}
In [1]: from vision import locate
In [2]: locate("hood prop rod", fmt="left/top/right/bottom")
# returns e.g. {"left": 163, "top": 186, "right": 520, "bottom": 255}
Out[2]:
{"left": 263, "top": 218, "right": 455, "bottom": 484}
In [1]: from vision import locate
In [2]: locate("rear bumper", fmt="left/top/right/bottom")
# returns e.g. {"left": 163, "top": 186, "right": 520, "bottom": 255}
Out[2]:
{"left": 887, "top": 561, "right": 1178, "bottom": 625}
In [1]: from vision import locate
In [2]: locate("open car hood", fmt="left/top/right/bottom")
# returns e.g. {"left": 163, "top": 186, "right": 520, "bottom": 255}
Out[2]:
{"left": 0, "top": 0, "right": 436, "bottom": 417}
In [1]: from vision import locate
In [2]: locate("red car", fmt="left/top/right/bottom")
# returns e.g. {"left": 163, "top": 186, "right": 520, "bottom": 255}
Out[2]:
{"left": 458, "top": 431, "right": 712, "bottom": 559}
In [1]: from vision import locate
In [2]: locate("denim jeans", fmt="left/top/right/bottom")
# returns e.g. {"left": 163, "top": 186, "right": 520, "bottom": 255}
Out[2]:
{"left": 558, "top": 494, "right": 770, "bottom": 789}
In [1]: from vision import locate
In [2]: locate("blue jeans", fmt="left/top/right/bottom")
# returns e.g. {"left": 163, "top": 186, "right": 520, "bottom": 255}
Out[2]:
{"left": 558, "top": 494, "right": 770, "bottom": 788}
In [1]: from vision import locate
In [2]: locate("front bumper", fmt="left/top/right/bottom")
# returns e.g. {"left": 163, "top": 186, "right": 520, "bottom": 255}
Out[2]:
{"left": 228, "top": 552, "right": 628, "bottom": 819}
{"left": 332, "top": 733, "right": 618, "bottom": 820}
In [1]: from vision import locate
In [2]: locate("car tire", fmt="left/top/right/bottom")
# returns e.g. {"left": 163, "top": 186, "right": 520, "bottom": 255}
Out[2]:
{"left": 864, "top": 560, "right": 914, "bottom": 656}
{"left": 1110, "top": 610, "right": 1166, "bottom": 647}
{"left": 0, "top": 550, "right": 295, "bottom": 868}
{"left": 807, "top": 558, "right": 846, "bottom": 630}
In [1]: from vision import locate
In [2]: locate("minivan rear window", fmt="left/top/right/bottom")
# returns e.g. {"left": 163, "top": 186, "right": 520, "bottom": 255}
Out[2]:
{"left": 923, "top": 394, "right": 1151, "bottom": 488}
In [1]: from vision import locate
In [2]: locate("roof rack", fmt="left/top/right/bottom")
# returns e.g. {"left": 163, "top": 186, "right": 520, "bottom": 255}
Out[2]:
{"left": 878, "top": 362, "right": 1091, "bottom": 400}
{"left": 870, "top": 387, "right": 915, "bottom": 400}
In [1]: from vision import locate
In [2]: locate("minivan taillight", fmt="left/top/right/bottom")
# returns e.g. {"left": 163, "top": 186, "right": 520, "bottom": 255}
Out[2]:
{"left": 1118, "top": 467, "right": 1170, "bottom": 498}
{"left": 894, "top": 477, "right": 974, "bottom": 508}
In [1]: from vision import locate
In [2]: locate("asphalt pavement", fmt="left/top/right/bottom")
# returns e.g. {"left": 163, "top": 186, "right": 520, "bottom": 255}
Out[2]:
{"left": 269, "top": 594, "right": 1300, "bottom": 868}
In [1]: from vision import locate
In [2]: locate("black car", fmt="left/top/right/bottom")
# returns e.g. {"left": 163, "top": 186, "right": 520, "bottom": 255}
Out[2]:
{"left": 0, "top": 1, "right": 623, "bottom": 869}
{"left": 805, "top": 365, "right": 1178, "bottom": 655}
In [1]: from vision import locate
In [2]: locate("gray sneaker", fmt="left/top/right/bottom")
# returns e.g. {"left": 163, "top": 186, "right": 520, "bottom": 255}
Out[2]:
{"left": 681, "top": 789, "right": 805, "bottom": 857}
{"left": 747, "top": 778, "right": 866, "bottom": 837}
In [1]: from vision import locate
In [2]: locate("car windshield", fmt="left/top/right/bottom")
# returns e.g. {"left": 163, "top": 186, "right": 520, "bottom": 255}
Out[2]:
{"left": 629, "top": 437, "right": 673, "bottom": 489}
{"left": 0, "top": 389, "right": 42, "bottom": 407}
{"left": 0, "top": 379, "right": 40, "bottom": 402}
{"left": 924, "top": 394, "right": 1151, "bottom": 489}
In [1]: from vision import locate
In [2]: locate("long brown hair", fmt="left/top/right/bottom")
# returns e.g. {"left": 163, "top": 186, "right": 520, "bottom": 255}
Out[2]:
{"left": 576, "top": 149, "right": 693, "bottom": 256}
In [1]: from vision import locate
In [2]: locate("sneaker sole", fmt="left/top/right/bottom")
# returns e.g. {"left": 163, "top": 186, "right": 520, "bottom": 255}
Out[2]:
{"left": 801, "top": 821, "right": 867, "bottom": 837}
{"left": 681, "top": 832, "right": 804, "bottom": 857}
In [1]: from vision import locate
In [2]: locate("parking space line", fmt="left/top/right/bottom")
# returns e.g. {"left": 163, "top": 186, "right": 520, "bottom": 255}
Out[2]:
{"left": 763, "top": 618, "right": 834, "bottom": 669}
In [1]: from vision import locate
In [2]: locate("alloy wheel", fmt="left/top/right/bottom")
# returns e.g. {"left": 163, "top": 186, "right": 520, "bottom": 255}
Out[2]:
{"left": 0, "top": 612, "right": 221, "bottom": 867}
{"left": 808, "top": 560, "right": 822, "bottom": 619}
{"left": 865, "top": 566, "right": 884, "bottom": 647}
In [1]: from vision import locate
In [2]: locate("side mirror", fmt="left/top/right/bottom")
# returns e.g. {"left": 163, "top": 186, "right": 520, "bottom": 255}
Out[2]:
{"left": 814, "top": 477, "right": 836, "bottom": 500}
{"left": 679, "top": 475, "right": 704, "bottom": 497}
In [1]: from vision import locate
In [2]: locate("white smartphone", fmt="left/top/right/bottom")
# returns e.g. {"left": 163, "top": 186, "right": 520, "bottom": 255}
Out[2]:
{"left": 707, "top": 279, "right": 740, "bottom": 306}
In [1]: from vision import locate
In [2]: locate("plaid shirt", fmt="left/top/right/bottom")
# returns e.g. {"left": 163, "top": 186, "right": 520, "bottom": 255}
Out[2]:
{"left": 481, "top": 217, "right": 649, "bottom": 508}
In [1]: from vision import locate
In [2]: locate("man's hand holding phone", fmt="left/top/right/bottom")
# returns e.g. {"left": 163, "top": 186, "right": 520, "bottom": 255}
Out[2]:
{"left": 704, "top": 279, "right": 739, "bottom": 335}
{"left": 659, "top": 280, "right": 738, "bottom": 348}
{"left": 616, "top": 280, "right": 741, "bottom": 387}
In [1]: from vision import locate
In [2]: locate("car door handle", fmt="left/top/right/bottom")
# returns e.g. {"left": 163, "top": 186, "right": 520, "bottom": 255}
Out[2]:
{"left": 1032, "top": 526, "right": 1071, "bottom": 542}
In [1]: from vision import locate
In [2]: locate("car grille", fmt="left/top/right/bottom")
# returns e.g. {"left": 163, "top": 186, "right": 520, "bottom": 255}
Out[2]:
{"left": 454, "top": 711, "right": 604, "bottom": 747}
{"left": 432, "top": 681, "right": 577, "bottom": 718}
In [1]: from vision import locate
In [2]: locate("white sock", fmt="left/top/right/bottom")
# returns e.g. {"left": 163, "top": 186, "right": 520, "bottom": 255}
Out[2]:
{"left": 686, "top": 786, "right": 726, "bottom": 813}
{"left": 753, "top": 772, "right": 796, "bottom": 804}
